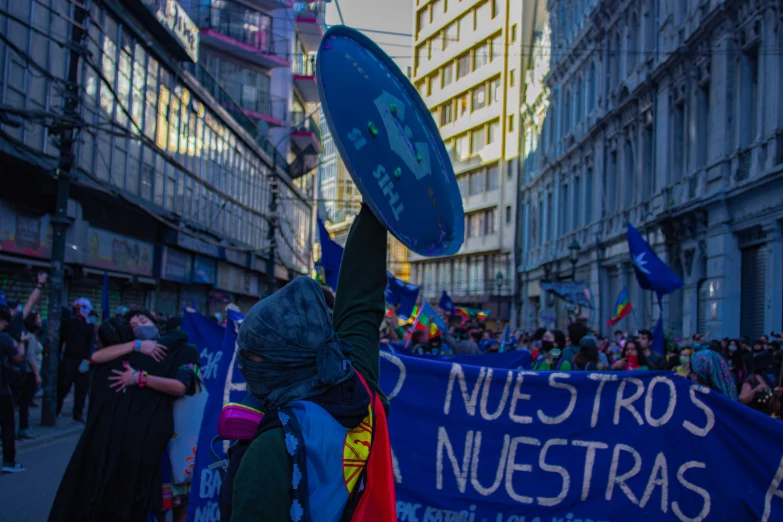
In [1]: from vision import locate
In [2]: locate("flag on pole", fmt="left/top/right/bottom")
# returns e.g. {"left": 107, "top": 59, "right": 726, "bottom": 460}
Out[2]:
{"left": 626, "top": 223, "right": 683, "bottom": 354}
{"left": 499, "top": 325, "right": 511, "bottom": 352}
{"left": 438, "top": 291, "right": 454, "bottom": 314}
{"left": 414, "top": 302, "right": 448, "bottom": 338}
{"left": 606, "top": 288, "right": 632, "bottom": 326}
{"left": 317, "top": 218, "right": 344, "bottom": 291}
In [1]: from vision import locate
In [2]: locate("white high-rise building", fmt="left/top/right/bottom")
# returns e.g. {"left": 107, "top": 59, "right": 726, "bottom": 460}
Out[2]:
{"left": 407, "top": 0, "right": 535, "bottom": 324}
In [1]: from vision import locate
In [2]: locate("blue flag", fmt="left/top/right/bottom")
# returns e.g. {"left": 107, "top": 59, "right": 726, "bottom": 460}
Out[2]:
{"left": 627, "top": 222, "right": 683, "bottom": 295}
{"left": 385, "top": 272, "right": 420, "bottom": 319}
{"left": 317, "top": 218, "right": 344, "bottom": 291}
{"left": 627, "top": 223, "right": 682, "bottom": 355}
{"left": 438, "top": 290, "right": 454, "bottom": 314}
{"left": 101, "top": 271, "right": 109, "bottom": 322}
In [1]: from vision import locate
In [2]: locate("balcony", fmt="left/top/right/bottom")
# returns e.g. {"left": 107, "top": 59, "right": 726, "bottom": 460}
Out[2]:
{"left": 195, "top": 1, "right": 290, "bottom": 69}
{"left": 295, "top": 2, "right": 325, "bottom": 53}
{"left": 293, "top": 55, "right": 319, "bottom": 102}
{"left": 291, "top": 111, "right": 322, "bottom": 154}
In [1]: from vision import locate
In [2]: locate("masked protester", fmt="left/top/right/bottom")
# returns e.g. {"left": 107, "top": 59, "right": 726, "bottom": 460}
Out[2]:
{"left": 533, "top": 330, "right": 572, "bottom": 371}
{"left": 49, "top": 310, "right": 200, "bottom": 522}
{"left": 227, "top": 206, "right": 395, "bottom": 522}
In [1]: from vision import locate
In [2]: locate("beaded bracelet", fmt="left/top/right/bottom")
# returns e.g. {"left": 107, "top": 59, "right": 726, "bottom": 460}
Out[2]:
{"left": 138, "top": 370, "right": 149, "bottom": 388}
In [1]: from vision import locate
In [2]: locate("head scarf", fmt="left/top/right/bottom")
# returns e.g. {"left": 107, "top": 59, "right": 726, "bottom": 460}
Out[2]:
{"left": 237, "top": 276, "right": 354, "bottom": 412}
{"left": 690, "top": 350, "right": 738, "bottom": 400}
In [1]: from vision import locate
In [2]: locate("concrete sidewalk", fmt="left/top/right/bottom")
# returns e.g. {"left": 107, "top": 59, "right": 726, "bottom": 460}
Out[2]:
{"left": 15, "top": 394, "right": 84, "bottom": 453}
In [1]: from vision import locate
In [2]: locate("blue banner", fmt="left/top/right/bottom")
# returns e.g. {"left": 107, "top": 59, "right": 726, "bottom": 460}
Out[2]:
{"left": 184, "top": 309, "right": 246, "bottom": 522}
{"left": 410, "top": 350, "right": 532, "bottom": 371}
{"left": 378, "top": 353, "right": 783, "bottom": 522}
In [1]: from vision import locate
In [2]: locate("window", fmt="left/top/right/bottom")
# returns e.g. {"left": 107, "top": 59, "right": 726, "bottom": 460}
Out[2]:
{"left": 489, "top": 77, "right": 501, "bottom": 104}
{"left": 426, "top": 76, "right": 433, "bottom": 96}
{"left": 440, "top": 102, "right": 453, "bottom": 125}
{"left": 696, "top": 82, "right": 709, "bottom": 168}
{"left": 509, "top": 69, "right": 515, "bottom": 87}
{"left": 475, "top": 1, "right": 490, "bottom": 29}
{"left": 474, "top": 43, "right": 488, "bottom": 70}
{"left": 469, "top": 170, "right": 485, "bottom": 195}
{"left": 491, "top": 34, "right": 502, "bottom": 61}
{"left": 573, "top": 175, "right": 581, "bottom": 229}
{"left": 624, "top": 140, "right": 634, "bottom": 207}
{"left": 672, "top": 100, "right": 685, "bottom": 182}
{"left": 486, "top": 163, "right": 499, "bottom": 190}
{"left": 457, "top": 14, "right": 466, "bottom": 40}
{"left": 488, "top": 120, "right": 499, "bottom": 143}
{"left": 546, "top": 190, "right": 553, "bottom": 241}
{"left": 472, "top": 85, "right": 486, "bottom": 111}
{"left": 492, "top": 0, "right": 500, "bottom": 18}
{"left": 505, "top": 205, "right": 512, "bottom": 224}
{"left": 417, "top": 9, "right": 428, "bottom": 36}
{"left": 443, "top": 22, "right": 457, "bottom": 50}
{"left": 511, "top": 24, "right": 517, "bottom": 42}
{"left": 442, "top": 62, "right": 454, "bottom": 87}
{"left": 560, "top": 183, "right": 569, "bottom": 235}
{"left": 457, "top": 93, "right": 469, "bottom": 118}
{"left": 469, "top": 212, "right": 482, "bottom": 237}
{"left": 416, "top": 45, "right": 427, "bottom": 71}
{"left": 470, "top": 126, "right": 486, "bottom": 154}
{"left": 456, "top": 134, "right": 469, "bottom": 159}
{"left": 484, "top": 208, "right": 496, "bottom": 235}
{"left": 457, "top": 53, "right": 471, "bottom": 79}
{"left": 627, "top": 13, "right": 639, "bottom": 72}
{"left": 457, "top": 174, "right": 468, "bottom": 195}
{"left": 508, "top": 114, "right": 515, "bottom": 132}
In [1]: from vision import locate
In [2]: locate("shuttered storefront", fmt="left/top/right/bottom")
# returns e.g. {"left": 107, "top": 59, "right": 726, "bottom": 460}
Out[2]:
{"left": 121, "top": 285, "right": 148, "bottom": 312}
{"left": 179, "top": 286, "right": 208, "bottom": 315}
{"left": 740, "top": 245, "right": 766, "bottom": 340}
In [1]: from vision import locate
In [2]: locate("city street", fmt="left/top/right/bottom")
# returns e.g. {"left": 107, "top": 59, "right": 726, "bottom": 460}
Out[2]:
{"left": 0, "top": 433, "right": 79, "bottom": 522}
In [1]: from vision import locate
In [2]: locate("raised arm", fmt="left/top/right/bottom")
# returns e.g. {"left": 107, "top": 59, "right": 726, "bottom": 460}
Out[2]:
{"left": 332, "top": 205, "right": 388, "bottom": 398}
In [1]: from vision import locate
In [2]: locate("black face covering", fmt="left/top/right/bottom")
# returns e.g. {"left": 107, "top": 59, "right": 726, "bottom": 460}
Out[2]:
{"left": 541, "top": 340, "right": 554, "bottom": 352}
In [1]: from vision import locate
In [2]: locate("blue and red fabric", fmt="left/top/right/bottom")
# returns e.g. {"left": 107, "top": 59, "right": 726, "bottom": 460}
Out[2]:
{"left": 606, "top": 288, "right": 632, "bottom": 326}
{"left": 280, "top": 370, "right": 396, "bottom": 522}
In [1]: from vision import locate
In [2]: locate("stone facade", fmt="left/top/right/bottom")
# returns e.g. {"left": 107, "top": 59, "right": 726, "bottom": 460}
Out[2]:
{"left": 516, "top": 0, "right": 783, "bottom": 340}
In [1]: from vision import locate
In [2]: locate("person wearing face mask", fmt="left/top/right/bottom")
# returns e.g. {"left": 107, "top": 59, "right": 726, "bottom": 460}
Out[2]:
{"left": 56, "top": 298, "right": 96, "bottom": 424}
{"left": 739, "top": 351, "right": 783, "bottom": 416}
{"left": 50, "top": 310, "right": 200, "bottom": 522}
{"left": 675, "top": 349, "right": 691, "bottom": 376}
{"left": 533, "top": 330, "right": 572, "bottom": 371}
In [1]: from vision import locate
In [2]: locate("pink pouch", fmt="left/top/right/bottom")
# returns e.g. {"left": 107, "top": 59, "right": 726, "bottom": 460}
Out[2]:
{"left": 217, "top": 403, "right": 264, "bottom": 440}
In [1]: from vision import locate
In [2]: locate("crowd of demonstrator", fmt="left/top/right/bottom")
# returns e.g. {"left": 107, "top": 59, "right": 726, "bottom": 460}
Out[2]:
{"left": 380, "top": 308, "right": 783, "bottom": 417}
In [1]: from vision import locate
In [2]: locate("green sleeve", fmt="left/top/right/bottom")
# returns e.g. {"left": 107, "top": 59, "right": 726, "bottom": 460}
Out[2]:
{"left": 332, "top": 205, "right": 388, "bottom": 404}
{"left": 231, "top": 429, "right": 291, "bottom": 522}
{"left": 562, "top": 361, "right": 572, "bottom": 371}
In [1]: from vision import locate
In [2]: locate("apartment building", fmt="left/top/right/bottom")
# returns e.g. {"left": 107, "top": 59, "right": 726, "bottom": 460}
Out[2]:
{"left": 407, "top": 0, "right": 528, "bottom": 321}
{"left": 517, "top": 0, "right": 783, "bottom": 339}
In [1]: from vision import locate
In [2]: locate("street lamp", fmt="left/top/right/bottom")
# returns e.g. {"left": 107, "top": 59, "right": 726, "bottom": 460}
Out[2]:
{"left": 495, "top": 271, "right": 504, "bottom": 331}
{"left": 568, "top": 239, "right": 582, "bottom": 280}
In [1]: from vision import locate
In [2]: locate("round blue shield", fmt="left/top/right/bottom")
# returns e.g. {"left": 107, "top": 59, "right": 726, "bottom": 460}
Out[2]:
{"left": 317, "top": 26, "right": 464, "bottom": 257}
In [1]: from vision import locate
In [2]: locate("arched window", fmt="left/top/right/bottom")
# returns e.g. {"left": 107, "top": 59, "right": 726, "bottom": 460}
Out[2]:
{"left": 627, "top": 13, "right": 639, "bottom": 72}
{"left": 645, "top": 0, "right": 655, "bottom": 52}
{"left": 611, "top": 32, "right": 621, "bottom": 87}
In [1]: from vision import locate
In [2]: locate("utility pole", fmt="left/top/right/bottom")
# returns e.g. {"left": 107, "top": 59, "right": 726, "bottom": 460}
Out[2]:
{"left": 43, "top": 0, "right": 89, "bottom": 426}
{"left": 265, "top": 174, "right": 279, "bottom": 298}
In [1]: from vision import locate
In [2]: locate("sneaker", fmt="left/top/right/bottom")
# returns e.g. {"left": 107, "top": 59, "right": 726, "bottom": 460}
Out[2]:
{"left": 2, "top": 462, "right": 25, "bottom": 473}
{"left": 18, "top": 428, "right": 37, "bottom": 439}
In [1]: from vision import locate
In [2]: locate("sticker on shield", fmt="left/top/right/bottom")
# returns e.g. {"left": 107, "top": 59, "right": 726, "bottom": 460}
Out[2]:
{"left": 317, "top": 25, "right": 464, "bottom": 257}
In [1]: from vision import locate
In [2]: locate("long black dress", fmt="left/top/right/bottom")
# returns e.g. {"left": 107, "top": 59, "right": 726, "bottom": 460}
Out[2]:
{"left": 49, "top": 330, "right": 199, "bottom": 522}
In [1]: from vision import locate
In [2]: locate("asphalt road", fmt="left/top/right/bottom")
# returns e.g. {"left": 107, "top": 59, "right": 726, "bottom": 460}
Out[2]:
{"left": 0, "top": 432, "right": 79, "bottom": 522}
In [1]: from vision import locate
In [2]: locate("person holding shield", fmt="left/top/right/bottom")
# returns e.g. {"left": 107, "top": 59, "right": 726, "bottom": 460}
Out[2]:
{"left": 230, "top": 205, "right": 396, "bottom": 522}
